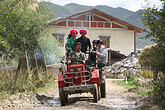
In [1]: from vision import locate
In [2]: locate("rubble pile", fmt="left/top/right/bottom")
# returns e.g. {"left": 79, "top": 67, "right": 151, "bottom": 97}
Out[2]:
{"left": 106, "top": 52, "right": 141, "bottom": 75}
{"left": 111, "top": 50, "right": 127, "bottom": 65}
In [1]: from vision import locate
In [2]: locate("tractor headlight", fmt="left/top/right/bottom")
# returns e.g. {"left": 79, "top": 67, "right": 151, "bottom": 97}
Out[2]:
{"left": 69, "top": 68, "right": 75, "bottom": 72}
{"left": 77, "top": 67, "right": 82, "bottom": 72}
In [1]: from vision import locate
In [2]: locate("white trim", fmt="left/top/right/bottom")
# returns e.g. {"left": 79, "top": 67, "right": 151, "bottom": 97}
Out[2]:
{"left": 74, "top": 21, "right": 75, "bottom": 27}
{"left": 110, "top": 21, "right": 112, "bottom": 30}
{"left": 103, "top": 22, "right": 105, "bottom": 28}
{"left": 49, "top": 25, "right": 128, "bottom": 30}
{"left": 89, "top": 12, "right": 91, "bottom": 29}
{"left": 66, "top": 20, "right": 68, "bottom": 28}
{"left": 52, "top": 20, "right": 111, "bottom": 25}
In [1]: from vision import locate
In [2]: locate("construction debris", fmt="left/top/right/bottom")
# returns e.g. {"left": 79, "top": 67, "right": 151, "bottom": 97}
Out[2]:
{"left": 106, "top": 52, "right": 141, "bottom": 75}
{"left": 110, "top": 50, "right": 127, "bottom": 65}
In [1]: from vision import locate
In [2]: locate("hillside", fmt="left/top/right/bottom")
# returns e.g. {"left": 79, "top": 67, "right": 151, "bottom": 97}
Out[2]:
{"left": 39, "top": 2, "right": 154, "bottom": 49}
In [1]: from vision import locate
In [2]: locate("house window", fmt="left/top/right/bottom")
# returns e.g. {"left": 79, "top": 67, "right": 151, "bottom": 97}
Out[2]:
{"left": 99, "top": 36, "right": 110, "bottom": 48}
{"left": 52, "top": 33, "right": 65, "bottom": 46}
{"left": 87, "top": 15, "right": 93, "bottom": 21}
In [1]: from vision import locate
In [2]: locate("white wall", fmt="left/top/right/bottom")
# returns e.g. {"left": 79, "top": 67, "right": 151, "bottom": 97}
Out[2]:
{"left": 48, "top": 27, "right": 135, "bottom": 56}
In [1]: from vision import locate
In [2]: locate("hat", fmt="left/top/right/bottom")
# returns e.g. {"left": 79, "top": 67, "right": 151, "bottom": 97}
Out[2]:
{"left": 70, "top": 29, "right": 78, "bottom": 34}
{"left": 92, "top": 39, "right": 98, "bottom": 43}
{"left": 79, "top": 29, "right": 87, "bottom": 34}
{"left": 67, "top": 34, "right": 72, "bottom": 39}
{"left": 97, "top": 40, "right": 103, "bottom": 44}
{"left": 74, "top": 42, "right": 82, "bottom": 47}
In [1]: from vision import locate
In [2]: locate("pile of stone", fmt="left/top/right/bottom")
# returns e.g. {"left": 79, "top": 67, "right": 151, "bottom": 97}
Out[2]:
{"left": 106, "top": 52, "right": 141, "bottom": 75}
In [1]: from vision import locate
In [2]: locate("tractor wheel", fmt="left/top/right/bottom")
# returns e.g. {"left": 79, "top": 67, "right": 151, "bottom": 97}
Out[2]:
{"left": 93, "top": 84, "right": 98, "bottom": 103}
{"left": 65, "top": 94, "right": 68, "bottom": 103}
{"left": 98, "top": 87, "right": 101, "bottom": 100}
{"left": 59, "top": 87, "right": 66, "bottom": 106}
{"left": 100, "top": 81, "right": 106, "bottom": 98}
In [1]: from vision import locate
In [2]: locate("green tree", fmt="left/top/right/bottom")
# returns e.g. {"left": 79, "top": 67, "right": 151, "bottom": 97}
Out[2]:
{"left": 0, "top": 0, "right": 54, "bottom": 70}
{"left": 0, "top": 0, "right": 55, "bottom": 92}
{"left": 139, "top": 0, "right": 165, "bottom": 107}
{"left": 40, "top": 33, "right": 63, "bottom": 65}
{"left": 139, "top": 0, "right": 165, "bottom": 73}
{"left": 0, "top": 0, "right": 53, "bottom": 52}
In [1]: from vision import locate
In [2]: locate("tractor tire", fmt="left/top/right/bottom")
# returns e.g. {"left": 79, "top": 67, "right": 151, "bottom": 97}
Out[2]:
{"left": 98, "top": 87, "right": 101, "bottom": 100}
{"left": 100, "top": 81, "right": 106, "bottom": 98}
{"left": 65, "top": 94, "right": 68, "bottom": 103}
{"left": 59, "top": 87, "right": 66, "bottom": 106}
{"left": 93, "top": 84, "right": 98, "bottom": 103}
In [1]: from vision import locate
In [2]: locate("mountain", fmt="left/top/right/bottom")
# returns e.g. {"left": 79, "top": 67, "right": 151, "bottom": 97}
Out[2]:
{"left": 95, "top": 6, "right": 133, "bottom": 20}
{"left": 39, "top": 2, "right": 154, "bottom": 49}
{"left": 124, "top": 9, "right": 144, "bottom": 27}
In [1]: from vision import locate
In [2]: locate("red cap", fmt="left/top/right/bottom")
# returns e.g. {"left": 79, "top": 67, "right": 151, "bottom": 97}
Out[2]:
{"left": 79, "top": 29, "right": 87, "bottom": 34}
{"left": 70, "top": 29, "right": 78, "bottom": 34}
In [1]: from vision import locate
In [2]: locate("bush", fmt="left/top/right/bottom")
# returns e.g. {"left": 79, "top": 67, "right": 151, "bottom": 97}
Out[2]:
{"left": 39, "top": 34, "right": 63, "bottom": 65}
{"left": 138, "top": 70, "right": 153, "bottom": 79}
{"left": 0, "top": 70, "right": 56, "bottom": 98}
{"left": 151, "top": 74, "right": 165, "bottom": 108}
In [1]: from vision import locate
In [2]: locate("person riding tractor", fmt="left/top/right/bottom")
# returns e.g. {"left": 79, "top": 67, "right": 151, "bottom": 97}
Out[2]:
{"left": 67, "top": 42, "right": 86, "bottom": 65}
{"left": 96, "top": 40, "right": 108, "bottom": 67}
{"left": 74, "top": 29, "right": 91, "bottom": 53}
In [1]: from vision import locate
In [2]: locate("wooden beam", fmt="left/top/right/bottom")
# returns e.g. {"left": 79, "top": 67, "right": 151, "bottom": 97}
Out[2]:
{"left": 89, "top": 12, "right": 91, "bottom": 29}
{"left": 134, "top": 31, "right": 136, "bottom": 53}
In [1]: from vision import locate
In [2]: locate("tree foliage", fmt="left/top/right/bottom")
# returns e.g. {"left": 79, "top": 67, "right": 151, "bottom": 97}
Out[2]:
{"left": 39, "top": 33, "right": 63, "bottom": 65}
{"left": 139, "top": 0, "right": 165, "bottom": 73}
{"left": 139, "top": 1, "right": 165, "bottom": 107}
{"left": 0, "top": 0, "right": 54, "bottom": 53}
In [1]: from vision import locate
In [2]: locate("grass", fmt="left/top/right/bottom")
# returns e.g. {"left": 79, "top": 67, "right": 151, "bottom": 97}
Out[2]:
{"left": 138, "top": 70, "right": 153, "bottom": 79}
{"left": 36, "top": 81, "right": 58, "bottom": 93}
{"left": 119, "top": 78, "right": 152, "bottom": 96}
{"left": 0, "top": 70, "right": 58, "bottom": 101}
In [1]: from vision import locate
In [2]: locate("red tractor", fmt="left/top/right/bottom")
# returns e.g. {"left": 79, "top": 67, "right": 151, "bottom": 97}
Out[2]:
{"left": 58, "top": 52, "right": 106, "bottom": 106}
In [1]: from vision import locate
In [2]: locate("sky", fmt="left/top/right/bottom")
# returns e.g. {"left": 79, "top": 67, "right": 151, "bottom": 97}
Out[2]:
{"left": 38, "top": 0, "right": 163, "bottom": 12}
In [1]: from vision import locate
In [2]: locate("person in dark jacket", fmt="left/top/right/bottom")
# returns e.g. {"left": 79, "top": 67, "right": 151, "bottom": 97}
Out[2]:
{"left": 90, "top": 39, "right": 98, "bottom": 61}
{"left": 74, "top": 29, "right": 91, "bottom": 53}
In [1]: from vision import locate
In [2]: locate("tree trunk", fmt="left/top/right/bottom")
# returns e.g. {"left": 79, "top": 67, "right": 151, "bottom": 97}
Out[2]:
{"left": 13, "top": 52, "right": 29, "bottom": 93}
{"left": 35, "top": 48, "right": 47, "bottom": 71}
{"left": 153, "top": 67, "right": 158, "bottom": 81}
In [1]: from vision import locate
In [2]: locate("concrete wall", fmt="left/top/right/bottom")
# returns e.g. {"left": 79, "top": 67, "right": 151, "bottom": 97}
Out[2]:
{"left": 48, "top": 27, "right": 135, "bottom": 56}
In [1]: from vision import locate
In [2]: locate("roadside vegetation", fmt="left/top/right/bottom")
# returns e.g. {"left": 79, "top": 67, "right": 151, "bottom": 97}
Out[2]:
{"left": 0, "top": 0, "right": 60, "bottom": 102}
{"left": 0, "top": 70, "right": 57, "bottom": 101}
{"left": 137, "top": 0, "right": 165, "bottom": 108}
{"left": 119, "top": 72, "right": 152, "bottom": 96}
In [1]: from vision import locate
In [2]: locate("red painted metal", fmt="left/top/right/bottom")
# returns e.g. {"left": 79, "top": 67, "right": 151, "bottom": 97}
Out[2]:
{"left": 58, "top": 72, "right": 67, "bottom": 87}
{"left": 67, "top": 64, "right": 86, "bottom": 85}
{"left": 91, "top": 69, "right": 100, "bottom": 87}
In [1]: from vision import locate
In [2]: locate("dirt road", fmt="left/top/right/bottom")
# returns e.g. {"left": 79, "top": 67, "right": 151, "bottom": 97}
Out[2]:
{"left": 1, "top": 79, "right": 159, "bottom": 110}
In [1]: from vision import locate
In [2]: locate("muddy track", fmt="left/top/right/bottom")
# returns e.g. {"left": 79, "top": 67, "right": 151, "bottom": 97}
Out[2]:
{"left": 25, "top": 80, "right": 157, "bottom": 110}
{"left": 1, "top": 79, "right": 160, "bottom": 110}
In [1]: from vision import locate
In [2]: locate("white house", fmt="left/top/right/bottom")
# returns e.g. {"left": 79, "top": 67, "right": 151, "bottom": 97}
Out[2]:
{"left": 48, "top": 8, "right": 144, "bottom": 55}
